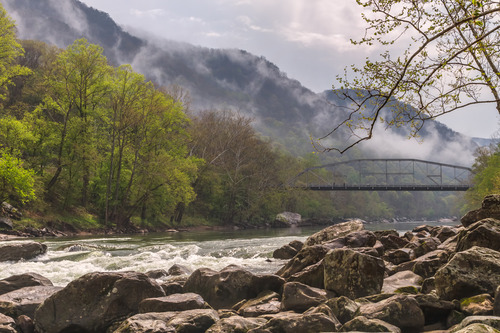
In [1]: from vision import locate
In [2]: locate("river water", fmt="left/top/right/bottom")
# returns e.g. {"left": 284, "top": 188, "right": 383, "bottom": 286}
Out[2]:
{"left": 0, "top": 221, "right": 456, "bottom": 286}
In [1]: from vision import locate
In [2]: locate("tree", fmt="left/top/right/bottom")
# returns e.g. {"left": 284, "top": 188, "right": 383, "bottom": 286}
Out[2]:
{"left": 0, "top": 3, "right": 30, "bottom": 101}
{"left": 0, "top": 150, "right": 36, "bottom": 204}
{"left": 318, "top": 0, "right": 500, "bottom": 153}
{"left": 41, "top": 39, "right": 111, "bottom": 207}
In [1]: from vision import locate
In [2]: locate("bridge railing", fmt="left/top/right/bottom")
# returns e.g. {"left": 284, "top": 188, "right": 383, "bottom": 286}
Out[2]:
{"left": 288, "top": 159, "right": 473, "bottom": 191}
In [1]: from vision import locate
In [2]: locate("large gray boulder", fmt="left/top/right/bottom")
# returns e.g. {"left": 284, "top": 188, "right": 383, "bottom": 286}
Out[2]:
{"left": 449, "top": 316, "right": 500, "bottom": 332}
{"left": 237, "top": 291, "right": 281, "bottom": 317}
{"left": 456, "top": 218, "right": 500, "bottom": 252}
{"left": 113, "top": 309, "right": 219, "bottom": 333}
{"left": 411, "top": 249, "right": 450, "bottom": 278}
{"left": 304, "top": 220, "right": 364, "bottom": 246}
{"left": 0, "top": 313, "right": 17, "bottom": 333}
{"left": 462, "top": 194, "right": 500, "bottom": 227}
{"left": 273, "top": 212, "right": 301, "bottom": 228}
{"left": 249, "top": 311, "right": 340, "bottom": 333}
{"left": 206, "top": 315, "right": 267, "bottom": 333}
{"left": 326, "top": 296, "right": 360, "bottom": 324}
{"left": 276, "top": 245, "right": 329, "bottom": 278}
{"left": 340, "top": 316, "right": 401, "bottom": 333}
{"left": 0, "top": 286, "right": 62, "bottom": 318}
{"left": 0, "top": 242, "right": 47, "bottom": 262}
{"left": 435, "top": 246, "right": 500, "bottom": 300}
{"left": 34, "top": 271, "right": 165, "bottom": 333}
{"left": 382, "top": 270, "right": 422, "bottom": 294}
{"left": 138, "top": 293, "right": 209, "bottom": 313}
{"left": 183, "top": 265, "right": 283, "bottom": 310}
{"left": 324, "top": 248, "right": 385, "bottom": 299}
{"left": 358, "top": 294, "right": 425, "bottom": 332}
{"left": 280, "top": 282, "right": 331, "bottom": 312}
{"left": 0, "top": 273, "right": 53, "bottom": 296}
{"left": 287, "top": 259, "right": 324, "bottom": 289}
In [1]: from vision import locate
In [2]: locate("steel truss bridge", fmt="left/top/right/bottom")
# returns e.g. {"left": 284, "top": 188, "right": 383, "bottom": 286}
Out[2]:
{"left": 288, "top": 159, "right": 472, "bottom": 191}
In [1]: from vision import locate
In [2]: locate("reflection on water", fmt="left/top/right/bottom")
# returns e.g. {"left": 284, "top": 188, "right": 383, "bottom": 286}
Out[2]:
{"left": 0, "top": 221, "right": 455, "bottom": 286}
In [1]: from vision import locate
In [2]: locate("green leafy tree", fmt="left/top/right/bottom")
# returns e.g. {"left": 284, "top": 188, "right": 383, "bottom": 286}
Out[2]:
{"left": 40, "top": 39, "right": 111, "bottom": 207}
{"left": 318, "top": 0, "right": 500, "bottom": 152}
{"left": 0, "top": 3, "right": 31, "bottom": 102}
{"left": 466, "top": 144, "right": 500, "bottom": 209}
{"left": 0, "top": 150, "right": 36, "bottom": 204}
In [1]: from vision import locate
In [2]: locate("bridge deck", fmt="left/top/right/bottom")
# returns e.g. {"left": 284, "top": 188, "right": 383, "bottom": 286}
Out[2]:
{"left": 300, "top": 185, "right": 470, "bottom": 191}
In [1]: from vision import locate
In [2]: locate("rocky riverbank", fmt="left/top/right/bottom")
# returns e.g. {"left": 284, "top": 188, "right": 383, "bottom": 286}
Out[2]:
{"left": 1, "top": 195, "right": 500, "bottom": 332}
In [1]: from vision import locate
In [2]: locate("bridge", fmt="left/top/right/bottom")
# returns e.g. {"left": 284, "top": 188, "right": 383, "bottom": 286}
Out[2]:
{"left": 288, "top": 159, "right": 473, "bottom": 191}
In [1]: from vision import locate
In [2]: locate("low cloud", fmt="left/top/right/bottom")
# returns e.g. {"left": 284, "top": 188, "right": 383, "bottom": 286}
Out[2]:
{"left": 130, "top": 8, "right": 165, "bottom": 19}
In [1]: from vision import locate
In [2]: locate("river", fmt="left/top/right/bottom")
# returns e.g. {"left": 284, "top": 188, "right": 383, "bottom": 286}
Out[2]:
{"left": 0, "top": 220, "right": 456, "bottom": 286}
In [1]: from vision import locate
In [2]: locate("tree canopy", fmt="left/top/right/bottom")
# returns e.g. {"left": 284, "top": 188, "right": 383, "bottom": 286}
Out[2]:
{"left": 318, "top": 0, "right": 500, "bottom": 153}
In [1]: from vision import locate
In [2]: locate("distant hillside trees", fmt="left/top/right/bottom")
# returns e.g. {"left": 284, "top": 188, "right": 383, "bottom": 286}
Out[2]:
{"left": 465, "top": 143, "right": 500, "bottom": 210}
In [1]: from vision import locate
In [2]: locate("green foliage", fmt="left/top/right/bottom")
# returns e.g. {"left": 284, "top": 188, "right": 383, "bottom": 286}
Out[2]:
{"left": 465, "top": 145, "right": 500, "bottom": 210}
{"left": 0, "top": 3, "right": 31, "bottom": 101}
{"left": 0, "top": 150, "right": 36, "bottom": 204}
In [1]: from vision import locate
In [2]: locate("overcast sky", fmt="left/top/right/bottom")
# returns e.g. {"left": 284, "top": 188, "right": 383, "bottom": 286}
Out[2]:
{"left": 77, "top": 0, "right": 499, "bottom": 139}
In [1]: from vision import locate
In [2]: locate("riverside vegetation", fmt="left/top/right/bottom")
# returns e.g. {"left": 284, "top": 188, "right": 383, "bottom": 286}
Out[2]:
{"left": 1, "top": 194, "right": 500, "bottom": 332}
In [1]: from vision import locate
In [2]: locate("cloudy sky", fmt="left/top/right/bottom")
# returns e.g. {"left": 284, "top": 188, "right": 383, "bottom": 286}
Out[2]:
{"left": 77, "top": 0, "right": 499, "bottom": 139}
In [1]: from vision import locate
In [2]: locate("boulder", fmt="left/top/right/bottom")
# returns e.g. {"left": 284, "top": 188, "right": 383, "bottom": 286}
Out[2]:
{"left": 0, "top": 242, "right": 47, "bottom": 262}
{"left": 34, "top": 271, "right": 165, "bottom": 333}
{"left": 1, "top": 203, "right": 21, "bottom": 220}
{"left": 0, "top": 273, "right": 53, "bottom": 296}
{"left": 411, "top": 249, "right": 449, "bottom": 278}
{"left": 358, "top": 294, "right": 425, "bottom": 332}
{"left": 273, "top": 212, "right": 301, "bottom": 228}
{"left": 323, "top": 230, "right": 377, "bottom": 249}
{"left": 449, "top": 316, "right": 500, "bottom": 332}
{"left": 287, "top": 259, "right": 324, "bottom": 289}
{"left": 0, "top": 286, "right": 62, "bottom": 318}
{"left": 494, "top": 286, "right": 500, "bottom": 316}
{"left": 383, "top": 248, "right": 413, "bottom": 265}
{"left": 16, "top": 315, "right": 34, "bottom": 333}
{"left": 451, "top": 323, "right": 500, "bottom": 333}
{"left": 340, "top": 316, "right": 401, "bottom": 333}
{"left": 460, "top": 294, "right": 494, "bottom": 316}
{"left": 435, "top": 246, "right": 500, "bottom": 300}
{"left": 382, "top": 270, "right": 422, "bottom": 294}
{"left": 237, "top": 291, "right": 281, "bottom": 317}
{"left": 272, "top": 244, "right": 299, "bottom": 260}
{"left": 145, "top": 269, "right": 168, "bottom": 279}
{"left": 435, "top": 225, "right": 459, "bottom": 242}
{"left": 138, "top": 293, "right": 209, "bottom": 313}
{"left": 304, "top": 220, "right": 364, "bottom": 246}
{"left": 251, "top": 311, "right": 340, "bottom": 333}
{"left": 413, "top": 293, "right": 455, "bottom": 325}
{"left": 0, "top": 218, "right": 12, "bottom": 230}
{"left": 379, "top": 234, "right": 409, "bottom": 250}
{"left": 324, "top": 248, "right": 385, "bottom": 299}
{"left": 280, "top": 282, "right": 331, "bottom": 312}
{"left": 276, "top": 245, "right": 329, "bottom": 278}
{"left": 206, "top": 315, "right": 267, "bottom": 333}
{"left": 456, "top": 218, "right": 500, "bottom": 252}
{"left": 167, "top": 264, "right": 192, "bottom": 276}
{"left": 183, "top": 265, "right": 282, "bottom": 310}
{"left": 461, "top": 194, "right": 500, "bottom": 227}
{"left": 113, "top": 309, "right": 219, "bottom": 333}
{"left": 325, "top": 296, "right": 360, "bottom": 324}
{"left": 0, "top": 313, "right": 17, "bottom": 333}
{"left": 408, "top": 237, "right": 441, "bottom": 258}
